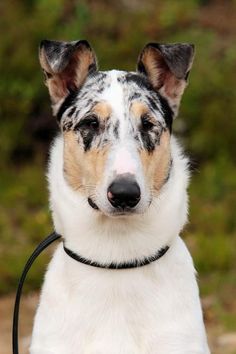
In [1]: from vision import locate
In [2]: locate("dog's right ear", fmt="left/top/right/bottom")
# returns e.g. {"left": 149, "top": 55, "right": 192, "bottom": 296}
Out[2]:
{"left": 39, "top": 39, "right": 97, "bottom": 107}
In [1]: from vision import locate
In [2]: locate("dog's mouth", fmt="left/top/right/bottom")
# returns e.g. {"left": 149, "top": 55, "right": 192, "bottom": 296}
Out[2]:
{"left": 88, "top": 197, "right": 138, "bottom": 216}
{"left": 109, "top": 207, "right": 138, "bottom": 216}
{"left": 88, "top": 197, "right": 99, "bottom": 210}
{"left": 88, "top": 196, "right": 152, "bottom": 216}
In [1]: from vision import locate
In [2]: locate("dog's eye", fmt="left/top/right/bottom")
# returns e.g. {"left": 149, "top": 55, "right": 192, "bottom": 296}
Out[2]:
{"left": 141, "top": 115, "right": 154, "bottom": 131}
{"left": 76, "top": 115, "right": 99, "bottom": 130}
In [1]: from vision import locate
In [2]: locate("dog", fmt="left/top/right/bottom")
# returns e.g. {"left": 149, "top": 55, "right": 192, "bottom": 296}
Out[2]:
{"left": 30, "top": 39, "right": 210, "bottom": 354}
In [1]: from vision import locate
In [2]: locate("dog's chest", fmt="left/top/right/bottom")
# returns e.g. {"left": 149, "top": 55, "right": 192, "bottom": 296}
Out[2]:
{"left": 38, "top": 245, "right": 182, "bottom": 353}
{"left": 61, "top": 256, "right": 163, "bottom": 350}
{"left": 32, "top": 241, "right": 209, "bottom": 353}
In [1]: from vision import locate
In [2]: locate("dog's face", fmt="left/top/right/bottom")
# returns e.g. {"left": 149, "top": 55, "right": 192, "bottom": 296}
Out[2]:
{"left": 39, "top": 40, "right": 194, "bottom": 216}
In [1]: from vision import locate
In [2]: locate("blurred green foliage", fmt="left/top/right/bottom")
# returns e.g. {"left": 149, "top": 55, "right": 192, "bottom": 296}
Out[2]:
{"left": 0, "top": 0, "right": 235, "bottom": 331}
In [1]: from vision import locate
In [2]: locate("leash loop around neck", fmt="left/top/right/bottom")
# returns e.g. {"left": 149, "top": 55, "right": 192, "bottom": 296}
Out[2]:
{"left": 12, "top": 231, "right": 61, "bottom": 354}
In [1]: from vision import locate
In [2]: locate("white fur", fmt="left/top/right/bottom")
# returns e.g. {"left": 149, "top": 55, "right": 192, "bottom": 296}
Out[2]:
{"left": 30, "top": 133, "right": 210, "bottom": 353}
{"left": 113, "top": 147, "right": 136, "bottom": 175}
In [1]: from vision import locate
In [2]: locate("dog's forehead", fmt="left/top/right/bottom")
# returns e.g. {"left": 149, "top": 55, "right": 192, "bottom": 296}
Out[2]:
{"left": 76, "top": 70, "right": 164, "bottom": 118}
{"left": 59, "top": 69, "right": 173, "bottom": 131}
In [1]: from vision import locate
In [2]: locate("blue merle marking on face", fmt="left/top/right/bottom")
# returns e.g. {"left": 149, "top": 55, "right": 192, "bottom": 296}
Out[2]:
{"left": 57, "top": 70, "right": 173, "bottom": 154}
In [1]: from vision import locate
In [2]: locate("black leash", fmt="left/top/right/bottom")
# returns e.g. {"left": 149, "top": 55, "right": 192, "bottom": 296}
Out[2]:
{"left": 12, "top": 231, "right": 61, "bottom": 354}
{"left": 12, "top": 230, "right": 169, "bottom": 354}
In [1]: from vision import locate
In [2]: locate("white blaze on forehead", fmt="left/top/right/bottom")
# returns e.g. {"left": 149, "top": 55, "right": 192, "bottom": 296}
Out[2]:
{"left": 101, "top": 71, "right": 139, "bottom": 175}
{"left": 101, "top": 70, "right": 124, "bottom": 107}
{"left": 100, "top": 70, "right": 127, "bottom": 138}
{"left": 113, "top": 147, "right": 136, "bottom": 175}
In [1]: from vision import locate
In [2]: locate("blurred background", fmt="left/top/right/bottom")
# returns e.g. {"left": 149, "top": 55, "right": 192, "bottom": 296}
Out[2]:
{"left": 0, "top": 0, "right": 236, "bottom": 353}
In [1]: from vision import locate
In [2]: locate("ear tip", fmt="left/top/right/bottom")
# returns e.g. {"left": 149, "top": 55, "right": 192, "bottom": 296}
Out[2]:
{"left": 39, "top": 39, "right": 67, "bottom": 52}
{"left": 74, "top": 40, "right": 93, "bottom": 52}
{"left": 187, "top": 43, "right": 195, "bottom": 54}
{"left": 142, "top": 42, "right": 195, "bottom": 52}
{"left": 186, "top": 44, "right": 195, "bottom": 63}
{"left": 142, "top": 42, "right": 160, "bottom": 51}
{"left": 39, "top": 39, "right": 52, "bottom": 49}
{"left": 77, "top": 39, "right": 90, "bottom": 47}
{"left": 39, "top": 39, "right": 92, "bottom": 53}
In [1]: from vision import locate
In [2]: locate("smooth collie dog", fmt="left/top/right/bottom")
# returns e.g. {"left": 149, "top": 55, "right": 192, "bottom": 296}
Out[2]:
{"left": 30, "top": 39, "right": 210, "bottom": 353}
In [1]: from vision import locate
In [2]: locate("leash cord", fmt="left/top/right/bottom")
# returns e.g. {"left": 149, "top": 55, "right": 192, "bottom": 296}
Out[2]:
{"left": 12, "top": 231, "right": 61, "bottom": 354}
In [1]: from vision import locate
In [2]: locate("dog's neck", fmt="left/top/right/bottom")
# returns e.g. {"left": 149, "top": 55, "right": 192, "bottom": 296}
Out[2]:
{"left": 48, "top": 135, "right": 189, "bottom": 265}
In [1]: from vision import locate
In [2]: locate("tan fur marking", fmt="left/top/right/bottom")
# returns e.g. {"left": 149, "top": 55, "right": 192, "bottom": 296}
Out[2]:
{"left": 130, "top": 101, "right": 149, "bottom": 118}
{"left": 140, "top": 131, "right": 171, "bottom": 193}
{"left": 92, "top": 102, "right": 112, "bottom": 120}
{"left": 63, "top": 131, "right": 109, "bottom": 195}
{"left": 74, "top": 47, "right": 95, "bottom": 88}
{"left": 140, "top": 47, "right": 188, "bottom": 116}
{"left": 141, "top": 47, "right": 166, "bottom": 90}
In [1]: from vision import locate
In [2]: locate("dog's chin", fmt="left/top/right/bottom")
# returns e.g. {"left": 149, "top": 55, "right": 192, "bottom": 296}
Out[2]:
{"left": 107, "top": 209, "right": 139, "bottom": 218}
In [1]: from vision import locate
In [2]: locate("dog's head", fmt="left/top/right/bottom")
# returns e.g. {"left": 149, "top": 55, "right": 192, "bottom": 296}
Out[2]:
{"left": 39, "top": 40, "right": 194, "bottom": 217}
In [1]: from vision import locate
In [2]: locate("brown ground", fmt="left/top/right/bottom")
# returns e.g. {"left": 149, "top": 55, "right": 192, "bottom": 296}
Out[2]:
{"left": 1, "top": 294, "right": 236, "bottom": 354}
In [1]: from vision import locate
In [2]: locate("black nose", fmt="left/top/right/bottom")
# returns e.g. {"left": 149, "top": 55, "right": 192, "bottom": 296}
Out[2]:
{"left": 107, "top": 175, "right": 141, "bottom": 209}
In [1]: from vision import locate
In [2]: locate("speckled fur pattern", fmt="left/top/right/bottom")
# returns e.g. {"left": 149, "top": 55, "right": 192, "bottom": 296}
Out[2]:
{"left": 30, "top": 40, "right": 210, "bottom": 353}
{"left": 58, "top": 71, "right": 172, "bottom": 148}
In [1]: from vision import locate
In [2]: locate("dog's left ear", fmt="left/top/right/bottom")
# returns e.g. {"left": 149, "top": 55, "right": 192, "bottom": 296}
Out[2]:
{"left": 39, "top": 39, "right": 97, "bottom": 107}
{"left": 137, "top": 43, "right": 195, "bottom": 117}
